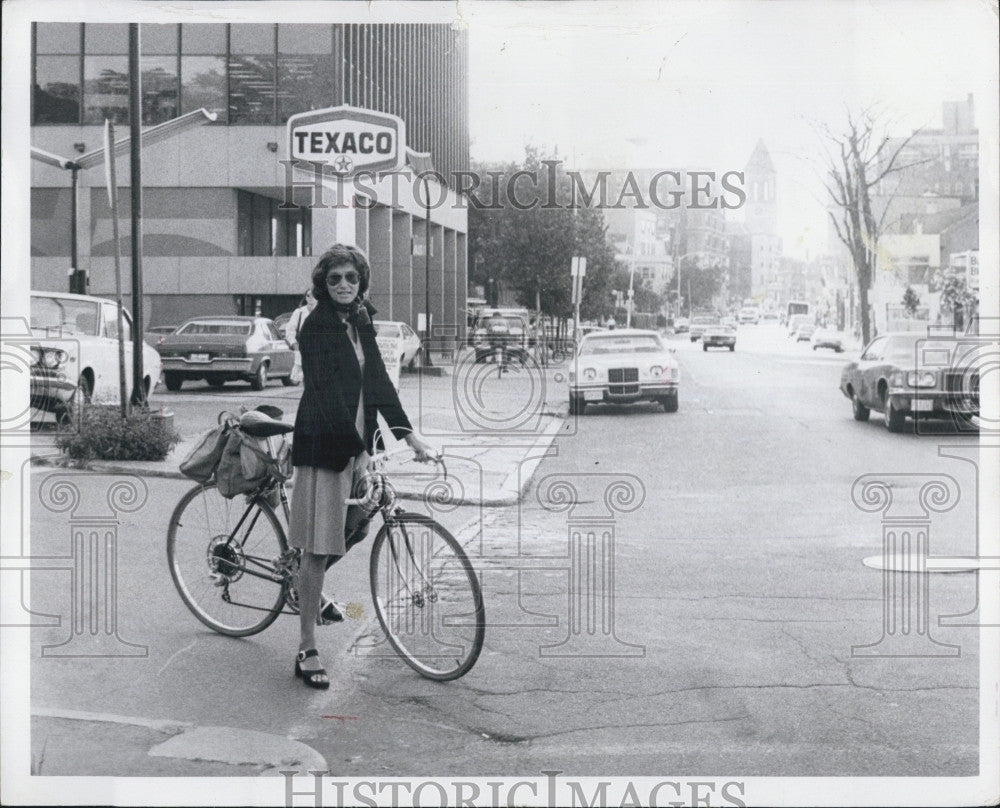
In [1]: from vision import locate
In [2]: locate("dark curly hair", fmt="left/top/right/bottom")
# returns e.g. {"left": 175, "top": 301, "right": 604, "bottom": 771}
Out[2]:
{"left": 311, "top": 244, "right": 371, "bottom": 303}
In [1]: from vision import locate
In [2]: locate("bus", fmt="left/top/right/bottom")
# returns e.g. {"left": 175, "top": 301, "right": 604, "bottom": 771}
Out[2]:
{"left": 785, "top": 301, "right": 810, "bottom": 324}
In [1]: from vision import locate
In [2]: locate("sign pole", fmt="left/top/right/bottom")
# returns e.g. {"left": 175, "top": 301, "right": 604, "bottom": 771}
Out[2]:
{"left": 128, "top": 23, "right": 146, "bottom": 408}
{"left": 104, "top": 121, "right": 128, "bottom": 419}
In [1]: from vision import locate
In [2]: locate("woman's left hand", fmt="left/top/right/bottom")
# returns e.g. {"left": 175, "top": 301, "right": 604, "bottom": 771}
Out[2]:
{"left": 405, "top": 435, "right": 438, "bottom": 464}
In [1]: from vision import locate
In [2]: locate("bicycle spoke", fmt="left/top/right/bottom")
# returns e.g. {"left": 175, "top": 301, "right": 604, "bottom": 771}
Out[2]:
{"left": 369, "top": 514, "right": 484, "bottom": 680}
{"left": 167, "top": 483, "right": 288, "bottom": 637}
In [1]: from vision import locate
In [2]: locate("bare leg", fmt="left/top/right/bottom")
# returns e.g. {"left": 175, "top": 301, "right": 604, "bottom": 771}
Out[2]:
{"left": 297, "top": 552, "right": 328, "bottom": 677}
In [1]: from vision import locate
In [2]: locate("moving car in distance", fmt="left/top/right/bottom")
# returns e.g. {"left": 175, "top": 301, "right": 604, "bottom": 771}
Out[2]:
{"left": 738, "top": 306, "right": 761, "bottom": 325}
{"left": 673, "top": 317, "right": 690, "bottom": 334}
{"left": 785, "top": 300, "right": 810, "bottom": 325}
{"left": 568, "top": 328, "right": 679, "bottom": 415}
{"left": 839, "top": 332, "right": 980, "bottom": 433}
{"left": 702, "top": 323, "right": 737, "bottom": 351}
{"left": 471, "top": 312, "right": 530, "bottom": 364}
{"left": 812, "top": 329, "right": 846, "bottom": 352}
{"left": 29, "top": 291, "right": 163, "bottom": 423}
{"left": 373, "top": 320, "right": 422, "bottom": 368}
{"left": 793, "top": 320, "right": 817, "bottom": 342}
{"left": 761, "top": 311, "right": 780, "bottom": 323}
{"left": 157, "top": 316, "right": 295, "bottom": 391}
{"left": 787, "top": 314, "right": 812, "bottom": 338}
{"left": 689, "top": 314, "right": 721, "bottom": 342}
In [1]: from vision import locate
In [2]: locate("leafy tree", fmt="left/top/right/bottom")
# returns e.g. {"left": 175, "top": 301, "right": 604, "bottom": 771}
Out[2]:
{"left": 901, "top": 286, "right": 921, "bottom": 316}
{"left": 932, "top": 266, "right": 978, "bottom": 325}
{"left": 467, "top": 147, "right": 619, "bottom": 321}
{"left": 668, "top": 261, "right": 726, "bottom": 314}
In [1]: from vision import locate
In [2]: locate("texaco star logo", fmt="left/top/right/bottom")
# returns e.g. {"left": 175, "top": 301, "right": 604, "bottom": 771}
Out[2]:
{"left": 332, "top": 155, "right": 354, "bottom": 174}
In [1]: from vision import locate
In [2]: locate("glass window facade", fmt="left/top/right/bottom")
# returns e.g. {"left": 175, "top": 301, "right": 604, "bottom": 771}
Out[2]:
{"left": 181, "top": 56, "right": 227, "bottom": 122}
{"left": 84, "top": 24, "right": 128, "bottom": 54}
{"left": 237, "top": 190, "right": 311, "bottom": 257}
{"left": 83, "top": 56, "right": 128, "bottom": 124}
{"left": 180, "top": 24, "right": 226, "bottom": 55}
{"left": 141, "top": 57, "right": 179, "bottom": 124}
{"left": 34, "top": 56, "right": 80, "bottom": 124}
{"left": 228, "top": 54, "right": 275, "bottom": 124}
{"left": 36, "top": 23, "right": 81, "bottom": 54}
{"left": 140, "top": 24, "right": 179, "bottom": 55}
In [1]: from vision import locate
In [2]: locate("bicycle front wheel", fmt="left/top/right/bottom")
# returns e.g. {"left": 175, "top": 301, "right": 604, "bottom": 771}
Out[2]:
{"left": 369, "top": 513, "right": 485, "bottom": 681}
{"left": 167, "top": 482, "right": 289, "bottom": 637}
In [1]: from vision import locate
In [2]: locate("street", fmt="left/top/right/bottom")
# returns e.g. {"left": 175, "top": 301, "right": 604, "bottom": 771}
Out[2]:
{"left": 29, "top": 323, "right": 981, "bottom": 777}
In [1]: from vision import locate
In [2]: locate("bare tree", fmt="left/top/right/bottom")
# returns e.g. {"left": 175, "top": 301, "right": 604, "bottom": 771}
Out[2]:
{"left": 823, "top": 109, "right": 922, "bottom": 345}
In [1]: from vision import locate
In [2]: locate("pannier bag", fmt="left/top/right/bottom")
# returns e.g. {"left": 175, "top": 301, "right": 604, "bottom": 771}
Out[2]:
{"left": 215, "top": 430, "right": 293, "bottom": 499}
{"left": 178, "top": 423, "right": 229, "bottom": 483}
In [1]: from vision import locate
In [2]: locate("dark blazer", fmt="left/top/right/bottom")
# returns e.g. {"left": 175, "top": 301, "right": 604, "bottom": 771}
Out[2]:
{"left": 292, "top": 299, "right": 413, "bottom": 472}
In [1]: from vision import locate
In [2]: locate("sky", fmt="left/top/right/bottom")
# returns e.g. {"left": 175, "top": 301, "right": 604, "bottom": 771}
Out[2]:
{"left": 464, "top": 0, "right": 998, "bottom": 260}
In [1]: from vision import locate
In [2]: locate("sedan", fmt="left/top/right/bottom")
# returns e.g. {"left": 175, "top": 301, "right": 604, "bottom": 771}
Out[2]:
{"left": 568, "top": 329, "right": 680, "bottom": 414}
{"left": 157, "top": 316, "right": 295, "bottom": 391}
{"left": 702, "top": 324, "right": 736, "bottom": 351}
{"left": 689, "top": 315, "right": 721, "bottom": 342}
{"left": 144, "top": 325, "right": 177, "bottom": 348}
{"left": 839, "top": 332, "right": 980, "bottom": 432}
{"left": 373, "top": 320, "right": 422, "bottom": 368}
{"left": 793, "top": 321, "right": 817, "bottom": 342}
{"left": 812, "top": 329, "right": 846, "bottom": 352}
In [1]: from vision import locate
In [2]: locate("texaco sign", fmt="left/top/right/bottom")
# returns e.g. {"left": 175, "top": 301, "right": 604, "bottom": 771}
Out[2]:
{"left": 286, "top": 105, "right": 407, "bottom": 178}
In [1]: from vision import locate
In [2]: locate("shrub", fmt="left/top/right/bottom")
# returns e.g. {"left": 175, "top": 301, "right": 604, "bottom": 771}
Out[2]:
{"left": 56, "top": 405, "right": 181, "bottom": 462}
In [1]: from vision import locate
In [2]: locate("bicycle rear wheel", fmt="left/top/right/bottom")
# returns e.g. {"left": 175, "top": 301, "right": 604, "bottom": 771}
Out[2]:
{"left": 369, "top": 513, "right": 485, "bottom": 681}
{"left": 167, "top": 482, "right": 289, "bottom": 637}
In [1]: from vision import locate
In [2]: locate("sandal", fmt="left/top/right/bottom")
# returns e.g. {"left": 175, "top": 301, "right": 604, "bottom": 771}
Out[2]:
{"left": 318, "top": 596, "right": 345, "bottom": 625}
{"left": 294, "top": 649, "right": 330, "bottom": 690}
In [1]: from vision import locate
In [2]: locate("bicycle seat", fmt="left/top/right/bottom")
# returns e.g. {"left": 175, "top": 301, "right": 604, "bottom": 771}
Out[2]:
{"left": 239, "top": 410, "right": 294, "bottom": 437}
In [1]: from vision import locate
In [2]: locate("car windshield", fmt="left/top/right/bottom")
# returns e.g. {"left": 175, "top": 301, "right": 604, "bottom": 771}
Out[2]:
{"left": 580, "top": 335, "right": 663, "bottom": 355}
{"left": 30, "top": 296, "right": 102, "bottom": 336}
{"left": 482, "top": 317, "right": 524, "bottom": 332}
{"left": 374, "top": 323, "right": 401, "bottom": 338}
{"left": 692, "top": 317, "right": 718, "bottom": 325}
{"left": 177, "top": 321, "right": 251, "bottom": 336}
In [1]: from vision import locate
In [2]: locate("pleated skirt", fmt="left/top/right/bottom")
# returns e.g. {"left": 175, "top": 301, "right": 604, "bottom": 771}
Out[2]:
{"left": 286, "top": 457, "right": 370, "bottom": 557}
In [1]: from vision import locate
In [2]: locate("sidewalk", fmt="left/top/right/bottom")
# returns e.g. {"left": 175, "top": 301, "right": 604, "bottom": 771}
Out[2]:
{"left": 30, "top": 354, "right": 570, "bottom": 507}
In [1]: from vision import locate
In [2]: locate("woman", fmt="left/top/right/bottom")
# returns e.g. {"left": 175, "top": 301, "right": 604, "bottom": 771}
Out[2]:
{"left": 288, "top": 244, "right": 436, "bottom": 689}
{"left": 284, "top": 288, "right": 316, "bottom": 384}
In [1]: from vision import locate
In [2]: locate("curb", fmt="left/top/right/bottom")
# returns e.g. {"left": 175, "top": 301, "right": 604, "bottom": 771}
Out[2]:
{"left": 30, "top": 408, "right": 569, "bottom": 507}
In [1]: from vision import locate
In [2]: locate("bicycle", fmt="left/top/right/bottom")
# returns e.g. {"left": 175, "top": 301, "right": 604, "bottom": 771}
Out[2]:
{"left": 166, "top": 411, "right": 486, "bottom": 681}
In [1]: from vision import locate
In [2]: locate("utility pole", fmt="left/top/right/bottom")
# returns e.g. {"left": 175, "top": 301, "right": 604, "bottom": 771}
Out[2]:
{"left": 128, "top": 24, "right": 146, "bottom": 408}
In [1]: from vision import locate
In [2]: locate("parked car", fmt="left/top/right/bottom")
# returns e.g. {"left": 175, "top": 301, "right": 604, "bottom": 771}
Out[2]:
{"left": 373, "top": 320, "right": 422, "bottom": 367}
{"left": 689, "top": 314, "right": 721, "bottom": 342}
{"left": 812, "top": 329, "right": 846, "bottom": 352}
{"left": 29, "top": 291, "right": 163, "bottom": 422}
{"left": 273, "top": 311, "right": 294, "bottom": 333}
{"left": 738, "top": 306, "right": 761, "bottom": 325}
{"left": 471, "top": 313, "right": 531, "bottom": 364}
{"left": 761, "top": 312, "right": 780, "bottom": 323}
{"left": 793, "top": 321, "right": 817, "bottom": 342}
{"left": 673, "top": 317, "right": 690, "bottom": 334}
{"left": 722, "top": 315, "right": 737, "bottom": 329}
{"left": 839, "top": 332, "right": 980, "bottom": 432}
{"left": 156, "top": 316, "right": 295, "bottom": 391}
{"left": 702, "top": 323, "right": 737, "bottom": 351}
{"left": 568, "top": 329, "right": 679, "bottom": 414}
{"left": 144, "top": 324, "right": 178, "bottom": 348}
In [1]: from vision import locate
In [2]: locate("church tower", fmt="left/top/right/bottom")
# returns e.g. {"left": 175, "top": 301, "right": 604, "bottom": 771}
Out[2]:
{"left": 743, "top": 139, "right": 777, "bottom": 236}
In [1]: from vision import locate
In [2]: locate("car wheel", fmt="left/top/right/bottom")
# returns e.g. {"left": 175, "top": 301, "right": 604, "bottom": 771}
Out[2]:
{"left": 883, "top": 399, "right": 907, "bottom": 433}
{"left": 76, "top": 373, "right": 94, "bottom": 405}
{"left": 851, "top": 392, "right": 870, "bottom": 422}
{"left": 728, "top": 345, "right": 735, "bottom": 352}
{"left": 281, "top": 373, "right": 298, "bottom": 387}
{"left": 569, "top": 396, "right": 587, "bottom": 416}
{"left": 250, "top": 363, "right": 268, "bottom": 391}
{"left": 663, "top": 391, "right": 679, "bottom": 413}
{"left": 702, "top": 343, "right": 708, "bottom": 352}
{"left": 164, "top": 372, "right": 183, "bottom": 392}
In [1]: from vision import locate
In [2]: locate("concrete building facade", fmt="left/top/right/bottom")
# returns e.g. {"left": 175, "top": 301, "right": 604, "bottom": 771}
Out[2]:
{"left": 30, "top": 22, "right": 469, "bottom": 344}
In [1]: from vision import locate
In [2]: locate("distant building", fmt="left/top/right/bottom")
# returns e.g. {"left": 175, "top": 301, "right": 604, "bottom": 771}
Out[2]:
{"left": 737, "top": 140, "right": 782, "bottom": 304}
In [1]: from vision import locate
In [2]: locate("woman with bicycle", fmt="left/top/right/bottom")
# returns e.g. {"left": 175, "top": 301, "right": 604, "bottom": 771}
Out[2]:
{"left": 289, "top": 243, "right": 436, "bottom": 689}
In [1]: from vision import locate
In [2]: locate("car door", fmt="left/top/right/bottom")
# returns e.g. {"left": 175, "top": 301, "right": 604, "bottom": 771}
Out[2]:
{"left": 265, "top": 321, "right": 294, "bottom": 374}
{"left": 100, "top": 301, "right": 134, "bottom": 396}
{"left": 855, "top": 337, "right": 888, "bottom": 408}
{"left": 401, "top": 324, "right": 419, "bottom": 360}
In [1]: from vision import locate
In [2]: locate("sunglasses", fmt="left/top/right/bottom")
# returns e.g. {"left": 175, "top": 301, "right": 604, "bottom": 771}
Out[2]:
{"left": 326, "top": 271, "right": 360, "bottom": 286}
